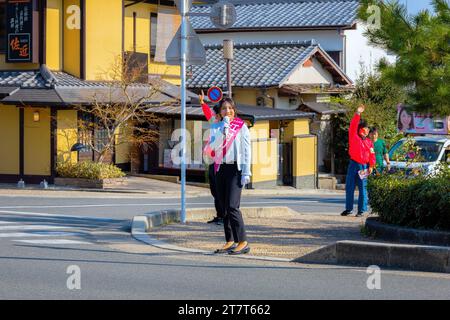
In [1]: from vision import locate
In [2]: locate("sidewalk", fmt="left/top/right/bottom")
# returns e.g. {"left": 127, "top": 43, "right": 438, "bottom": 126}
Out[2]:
{"left": 147, "top": 213, "right": 367, "bottom": 260}
{"left": 0, "top": 176, "right": 345, "bottom": 198}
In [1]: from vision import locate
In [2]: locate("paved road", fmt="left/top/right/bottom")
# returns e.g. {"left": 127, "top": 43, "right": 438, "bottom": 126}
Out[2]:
{"left": 0, "top": 193, "right": 346, "bottom": 219}
{"left": 0, "top": 193, "right": 449, "bottom": 300}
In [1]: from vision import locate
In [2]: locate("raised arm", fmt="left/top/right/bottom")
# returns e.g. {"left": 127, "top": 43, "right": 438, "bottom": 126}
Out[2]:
{"left": 199, "top": 90, "right": 215, "bottom": 122}
{"left": 349, "top": 104, "right": 365, "bottom": 140}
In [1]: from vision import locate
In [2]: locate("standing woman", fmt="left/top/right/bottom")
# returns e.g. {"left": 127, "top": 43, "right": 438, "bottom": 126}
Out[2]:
{"left": 202, "top": 96, "right": 252, "bottom": 255}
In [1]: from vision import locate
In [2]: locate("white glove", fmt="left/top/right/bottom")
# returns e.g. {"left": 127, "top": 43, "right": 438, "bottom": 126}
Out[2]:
{"left": 241, "top": 175, "right": 250, "bottom": 187}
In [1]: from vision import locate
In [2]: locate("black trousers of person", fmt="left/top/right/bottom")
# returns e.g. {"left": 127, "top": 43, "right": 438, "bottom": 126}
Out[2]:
{"left": 216, "top": 163, "right": 247, "bottom": 243}
{"left": 208, "top": 164, "right": 223, "bottom": 219}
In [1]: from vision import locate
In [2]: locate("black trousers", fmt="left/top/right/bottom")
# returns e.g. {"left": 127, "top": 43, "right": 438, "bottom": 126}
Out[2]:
{"left": 216, "top": 163, "right": 247, "bottom": 243}
{"left": 208, "top": 164, "right": 223, "bottom": 218}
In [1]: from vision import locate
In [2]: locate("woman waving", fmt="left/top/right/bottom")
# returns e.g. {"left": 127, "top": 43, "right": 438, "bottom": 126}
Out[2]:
{"left": 201, "top": 95, "right": 252, "bottom": 255}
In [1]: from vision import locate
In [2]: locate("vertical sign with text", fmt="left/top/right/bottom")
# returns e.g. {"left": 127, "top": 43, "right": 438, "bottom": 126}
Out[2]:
{"left": 6, "top": 0, "right": 33, "bottom": 63}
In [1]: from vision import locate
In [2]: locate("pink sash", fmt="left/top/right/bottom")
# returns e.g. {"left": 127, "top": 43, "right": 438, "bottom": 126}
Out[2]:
{"left": 214, "top": 117, "right": 245, "bottom": 173}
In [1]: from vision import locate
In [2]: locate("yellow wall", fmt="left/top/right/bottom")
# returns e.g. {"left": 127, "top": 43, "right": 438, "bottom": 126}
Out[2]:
{"left": 0, "top": 105, "right": 20, "bottom": 174}
{"left": 249, "top": 120, "right": 277, "bottom": 184}
{"left": 124, "top": 2, "right": 181, "bottom": 84}
{"left": 57, "top": 110, "right": 78, "bottom": 164}
{"left": 251, "top": 139, "right": 278, "bottom": 184}
{"left": 24, "top": 108, "right": 51, "bottom": 176}
{"left": 233, "top": 89, "right": 257, "bottom": 105}
{"left": 115, "top": 126, "right": 131, "bottom": 164}
{"left": 0, "top": 57, "right": 39, "bottom": 70}
{"left": 293, "top": 136, "right": 317, "bottom": 178}
{"left": 46, "top": 0, "right": 63, "bottom": 70}
{"left": 85, "top": 0, "right": 123, "bottom": 80}
{"left": 284, "top": 118, "right": 310, "bottom": 143}
{"left": 250, "top": 121, "right": 270, "bottom": 139}
{"left": 63, "top": 0, "right": 81, "bottom": 77}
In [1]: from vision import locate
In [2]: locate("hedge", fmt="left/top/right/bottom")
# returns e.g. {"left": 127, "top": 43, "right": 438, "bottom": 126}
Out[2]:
{"left": 56, "top": 161, "right": 126, "bottom": 180}
{"left": 367, "top": 168, "right": 450, "bottom": 231}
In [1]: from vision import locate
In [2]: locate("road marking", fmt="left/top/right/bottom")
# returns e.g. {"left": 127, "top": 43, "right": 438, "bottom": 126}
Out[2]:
{"left": 0, "top": 200, "right": 320, "bottom": 210}
{"left": 0, "top": 210, "right": 121, "bottom": 222}
{"left": 13, "top": 239, "right": 92, "bottom": 245}
{"left": 0, "top": 221, "right": 17, "bottom": 224}
{"left": 0, "top": 232, "right": 80, "bottom": 238}
{"left": 0, "top": 225, "right": 71, "bottom": 231}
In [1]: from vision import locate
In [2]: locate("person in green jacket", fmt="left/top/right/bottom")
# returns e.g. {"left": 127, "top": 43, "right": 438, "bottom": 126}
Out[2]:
{"left": 369, "top": 127, "right": 391, "bottom": 173}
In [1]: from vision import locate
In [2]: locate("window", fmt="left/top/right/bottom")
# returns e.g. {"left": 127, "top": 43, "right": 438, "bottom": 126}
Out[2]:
{"left": 150, "top": 13, "right": 158, "bottom": 60}
{"left": 0, "top": 0, "right": 6, "bottom": 53}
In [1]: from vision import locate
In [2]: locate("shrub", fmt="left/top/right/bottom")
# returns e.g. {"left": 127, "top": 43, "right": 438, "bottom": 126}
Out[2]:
{"left": 368, "top": 168, "right": 450, "bottom": 231}
{"left": 56, "top": 161, "right": 126, "bottom": 180}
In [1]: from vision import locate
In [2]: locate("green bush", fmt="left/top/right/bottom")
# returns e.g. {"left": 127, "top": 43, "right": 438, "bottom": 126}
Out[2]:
{"left": 368, "top": 168, "right": 450, "bottom": 231}
{"left": 56, "top": 161, "right": 126, "bottom": 180}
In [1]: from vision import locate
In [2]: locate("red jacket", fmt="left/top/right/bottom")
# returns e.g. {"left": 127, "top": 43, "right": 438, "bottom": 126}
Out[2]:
{"left": 348, "top": 113, "right": 376, "bottom": 167}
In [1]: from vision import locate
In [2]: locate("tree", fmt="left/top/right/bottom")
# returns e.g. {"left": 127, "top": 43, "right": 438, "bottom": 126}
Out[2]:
{"left": 76, "top": 56, "right": 166, "bottom": 164}
{"left": 358, "top": 0, "right": 450, "bottom": 115}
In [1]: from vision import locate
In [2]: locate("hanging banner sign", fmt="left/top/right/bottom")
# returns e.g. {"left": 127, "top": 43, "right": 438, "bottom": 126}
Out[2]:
{"left": 397, "top": 105, "right": 450, "bottom": 135}
{"left": 6, "top": 0, "right": 34, "bottom": 63}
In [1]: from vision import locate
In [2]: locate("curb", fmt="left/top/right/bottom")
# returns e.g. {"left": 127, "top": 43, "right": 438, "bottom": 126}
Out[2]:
{"left": 130, "top": 209, "right": 450, "bottom": 273}
{"left": 365, "top": 217, "right": 450, "bottom": 247}
{"left": 295, "top": 240, "right": 450, "bottom": 273}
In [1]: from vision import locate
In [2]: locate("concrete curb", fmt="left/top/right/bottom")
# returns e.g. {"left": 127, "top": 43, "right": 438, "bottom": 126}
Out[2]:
{"left": 130, "top": 208, "right": 450, "bottom": 273}
{"left": 295, "top": 240, "right": 450, "bottom": 273}
{"left": 365, "top": 217, "right": 450, "bottom": 247}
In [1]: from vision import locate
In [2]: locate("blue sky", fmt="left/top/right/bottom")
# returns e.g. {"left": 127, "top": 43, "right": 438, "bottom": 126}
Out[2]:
{"left": 397, "top": 0, "right": 435, "bottom": 14}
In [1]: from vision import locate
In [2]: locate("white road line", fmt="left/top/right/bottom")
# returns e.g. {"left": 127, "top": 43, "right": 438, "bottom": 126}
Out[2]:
{"left": 0, "top": 210, "right": 120, "bottom": 221}
{"left": 0, "top": 225, "right": 71, "bottom": 231}
{"left": 0, "top": 221, "right": 17, "bottom": 224}
{"left": 13, "top": 239, "right": 92, "bottom": 245}
{"left": 0, "top": 232, "right": 80, "bottom": 238}
{"left": 0, "top": 200, "right": 319, "bottom": 210}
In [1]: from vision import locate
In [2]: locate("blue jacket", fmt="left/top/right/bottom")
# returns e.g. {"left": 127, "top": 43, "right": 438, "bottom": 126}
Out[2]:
{"left": 218, "top": 121, "right": 252, "bottom": 177}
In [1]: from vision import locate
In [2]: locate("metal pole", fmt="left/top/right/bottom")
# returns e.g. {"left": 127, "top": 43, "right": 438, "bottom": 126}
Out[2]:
{"left": 180, "top": 0, "right": 188, "bottom": 224}
{"left": 226, "top": 59, "right": 232, "bottom": 97}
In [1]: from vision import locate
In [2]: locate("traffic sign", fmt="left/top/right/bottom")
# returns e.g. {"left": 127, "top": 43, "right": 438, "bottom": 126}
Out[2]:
{"left": 210, "top": 1, "right": 237, "bottom": 30}
{"left": 207, "top": 86, "right": 223, "bottom": 103}
{"left": 166, "top": 21, "right": 206, "bottom": 66}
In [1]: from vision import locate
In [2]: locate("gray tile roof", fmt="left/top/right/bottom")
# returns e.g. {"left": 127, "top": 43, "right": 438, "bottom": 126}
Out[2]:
{"left": 0, "top": 67, "right": 193, "bottom": 105}
{"left": 187, "top": 40, "right": 322, "bottom": 88}
{"left": 191, "top": 0, "right": 359, "bottom": 31}
{"left": 148, "top": 103, "right": 314, "bottom": 122}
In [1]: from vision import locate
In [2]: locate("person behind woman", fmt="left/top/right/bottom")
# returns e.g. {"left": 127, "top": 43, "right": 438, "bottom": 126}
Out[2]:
{"left": 199, "top": 91, "right": 224, "bottom": 225}
{"left": 201, "top": 96, "right": 252, "bottom": 255}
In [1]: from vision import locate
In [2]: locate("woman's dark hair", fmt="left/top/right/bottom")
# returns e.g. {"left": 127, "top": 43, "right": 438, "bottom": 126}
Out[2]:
{"left": 397, "top": 108, "right": 415, "bottom": 131}
{"left": 369, "top": 127, "right": 378, "bottom": 134}
{"left": 213, "top": 105, "right": 220, "bottom": 115}
{"left": 218, "top": 97, "right": 238, "bottom": 119}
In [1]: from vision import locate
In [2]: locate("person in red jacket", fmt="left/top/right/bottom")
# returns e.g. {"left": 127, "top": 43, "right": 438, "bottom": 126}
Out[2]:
{"left": 341, "top": 104, "right": 376, "bottom": 217}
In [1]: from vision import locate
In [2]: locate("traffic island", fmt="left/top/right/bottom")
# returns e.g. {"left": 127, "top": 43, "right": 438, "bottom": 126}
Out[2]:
{"left": 132, "top": 209, "right": 450, "bottom": 273}
{"left": 131, "top": 208, "right": 366, "bottom": 260}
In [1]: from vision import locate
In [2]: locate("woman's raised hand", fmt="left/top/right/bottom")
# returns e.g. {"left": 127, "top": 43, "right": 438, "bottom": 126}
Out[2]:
{"left": 199, "top": 90, "right": 205, "bottom": 105}
{"left": 357, "top": 104, "right": 366, "bottom": 114}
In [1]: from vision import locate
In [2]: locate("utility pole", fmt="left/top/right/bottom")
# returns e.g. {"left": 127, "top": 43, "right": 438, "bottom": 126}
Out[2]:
{"left": 167, "top": 0, "right": 237, "bottom": 224}
{"left": 180, "top": 0, "right": 188, "bottom": 224}
{"left": 223, "top": 39, "right": 234, "bottom": 97}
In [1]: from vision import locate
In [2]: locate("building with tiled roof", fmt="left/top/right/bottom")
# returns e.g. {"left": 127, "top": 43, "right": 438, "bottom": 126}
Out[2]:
{"left": 191, "top": 0, "right": 359, "bottom": 31}
{"left": 187, "top": 40, "right": 352, "bottom": 89}
{"left": 192, "top": 0, "right": 393, "bottom": 83}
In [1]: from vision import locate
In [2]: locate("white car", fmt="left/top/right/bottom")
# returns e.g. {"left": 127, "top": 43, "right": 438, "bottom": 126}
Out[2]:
{"left": 387, "top": 136, "right": 450, "bottom": 175}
